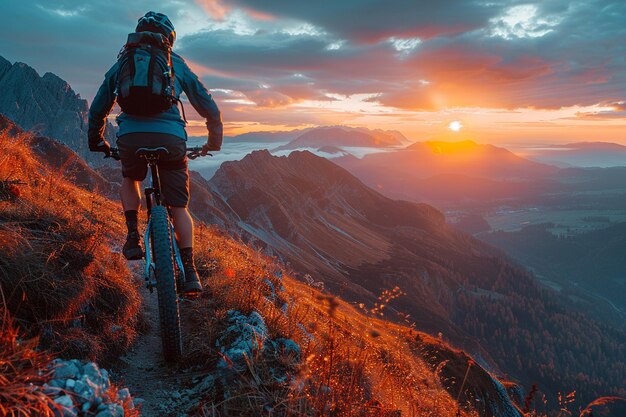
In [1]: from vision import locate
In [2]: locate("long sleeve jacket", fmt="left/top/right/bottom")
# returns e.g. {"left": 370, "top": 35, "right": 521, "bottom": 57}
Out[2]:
{"left": 88, "top": 52, "right": 223, "bottom": 148}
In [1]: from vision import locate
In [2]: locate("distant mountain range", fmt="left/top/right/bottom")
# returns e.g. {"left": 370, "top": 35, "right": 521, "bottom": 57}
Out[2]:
{"left": 331, "top": 140, "right": 558, "bottom": 205}
{"left": 216, "top": 129, "right": 310, "bottom": 144}
{"left": 273, "top": 126, "right": 406, "bottom": 151}
{"left": 187, "top": 149, "right": 625, "bottom": 405}
{"left": 0, "top": 55, "right": 116, "bottom": 162}
{"left": 522, "top": 142, "right": 626, "bottom": 168}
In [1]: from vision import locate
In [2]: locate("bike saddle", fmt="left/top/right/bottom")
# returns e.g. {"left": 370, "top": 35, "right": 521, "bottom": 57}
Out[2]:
{"left": 135, "top": 147, "right": 170, "bottom": 158}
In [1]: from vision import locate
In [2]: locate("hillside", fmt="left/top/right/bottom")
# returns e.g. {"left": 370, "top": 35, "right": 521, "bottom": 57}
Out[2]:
{"left": 0, "top": 115, "right": 530, "bottom": 416}
{"left": 195, "top": 150, "right": 626, "bottom": 409}
{"left": 0, "top": 55, "right": 116, "bottom": 162}
{"left": 482, "top": 222, "right": 626, "bottom": 314}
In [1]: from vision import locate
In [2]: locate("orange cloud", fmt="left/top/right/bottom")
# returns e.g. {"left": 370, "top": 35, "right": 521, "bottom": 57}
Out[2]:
{"left": 194, "top": 0, "right": 231, "bottom": 20}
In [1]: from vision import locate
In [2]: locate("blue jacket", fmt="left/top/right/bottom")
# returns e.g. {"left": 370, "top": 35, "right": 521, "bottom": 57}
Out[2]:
{"left": 88, "top": 52, "right": 222, "bottom": 147}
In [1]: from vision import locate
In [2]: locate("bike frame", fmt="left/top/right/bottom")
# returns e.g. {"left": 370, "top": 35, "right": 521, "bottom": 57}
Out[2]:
{"left": 143, "top": 156, "right": 185, "bottom": 292}
{"left": 107, "top": 145, "right": 208, "bottom": 293}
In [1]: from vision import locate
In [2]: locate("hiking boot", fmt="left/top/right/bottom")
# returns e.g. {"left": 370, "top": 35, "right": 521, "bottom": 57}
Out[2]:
{"left": 180, "top": 247, "right": 203, "bottom": 295}
{"left": 182, "top": 265, "right": 203, "bottom": 295}
{"left": 122, "top": 231, "right": 143, "bottom": 260}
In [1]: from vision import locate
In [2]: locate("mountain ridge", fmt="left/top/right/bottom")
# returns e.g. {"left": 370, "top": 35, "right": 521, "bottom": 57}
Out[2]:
{"left": 192, "top": 148, "right": 626, "bottom": 408}
{"left": 0, "top": 55, "right": 116, "bottom": 162}
{"left": 274, "top": 126, "right": 406, "bottom": 151}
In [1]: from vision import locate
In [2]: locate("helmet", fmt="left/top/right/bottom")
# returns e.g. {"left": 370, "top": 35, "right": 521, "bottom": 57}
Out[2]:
{"left": 136, "top": 11, "right": 176, "bottom": 46}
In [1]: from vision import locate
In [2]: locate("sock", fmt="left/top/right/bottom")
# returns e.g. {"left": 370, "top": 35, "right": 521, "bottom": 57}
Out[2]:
{"left": 180, "top": 247, "right": 195, "bottom": 268}
{"left": 124, "top": 210, "right": 139, "bottom": 236}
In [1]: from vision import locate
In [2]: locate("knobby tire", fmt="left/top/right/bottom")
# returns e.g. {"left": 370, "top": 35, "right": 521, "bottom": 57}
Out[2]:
{"left": 150, "top": 205, "right": 182, "bottom": 362}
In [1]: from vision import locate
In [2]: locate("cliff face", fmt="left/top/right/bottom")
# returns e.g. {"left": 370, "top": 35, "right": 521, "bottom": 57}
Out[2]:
{"left": 0, "top": 55, "right": 116, "bottom": 162}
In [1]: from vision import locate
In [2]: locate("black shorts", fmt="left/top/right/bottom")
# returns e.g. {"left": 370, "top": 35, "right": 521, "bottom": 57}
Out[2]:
{"left": 116, "top": 133, "right": 190, "bottom": 208}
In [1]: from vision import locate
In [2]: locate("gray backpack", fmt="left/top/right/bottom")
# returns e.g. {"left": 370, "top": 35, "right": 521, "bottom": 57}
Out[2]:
{"left": 116, "top": 32, "right": 178, "bottom": 116}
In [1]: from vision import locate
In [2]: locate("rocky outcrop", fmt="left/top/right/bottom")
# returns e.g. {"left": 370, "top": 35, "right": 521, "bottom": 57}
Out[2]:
{"left": 0, "top": 55, "right": 116, "bottom": 163}
{"left": 45, "top": 359, "right": 137, "bottom": 416}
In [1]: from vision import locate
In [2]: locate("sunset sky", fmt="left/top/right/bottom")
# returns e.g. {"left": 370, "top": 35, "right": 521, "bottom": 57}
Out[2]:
{"left": 2, "top": 0, "right": 625, "bottom": 144}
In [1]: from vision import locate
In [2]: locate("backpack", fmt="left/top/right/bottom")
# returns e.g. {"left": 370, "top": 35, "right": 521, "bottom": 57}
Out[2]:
{"left": 115, "top": 32, "right": 178, "bottom": 116}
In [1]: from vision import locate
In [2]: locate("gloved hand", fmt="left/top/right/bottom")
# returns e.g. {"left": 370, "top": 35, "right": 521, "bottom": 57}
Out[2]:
{"left": 199, "top": 143, "right": 216, "bottom": 156}
{"left": 202, "top": 130, "right": 222, "bottom": 155}
{"left": 205, "top": 122, "right": 223, "bottom": 154}
{"left": 89, "top": 138, "right": 111, "bottom": 157}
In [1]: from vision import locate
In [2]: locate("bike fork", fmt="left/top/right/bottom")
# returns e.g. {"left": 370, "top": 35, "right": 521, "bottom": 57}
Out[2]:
{"left": 144, "top": 218, "right": 156, "bottom": 293}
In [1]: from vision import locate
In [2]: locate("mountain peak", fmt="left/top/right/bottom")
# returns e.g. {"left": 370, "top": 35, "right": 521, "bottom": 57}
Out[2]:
{"left": 0, "top": 56, "right": 11, "bottom": 80}
{"left": 244, "top": 149, "right": 273, "bottom": 160}
{"left": 274, "top": 125, "right": 404, "bottom": 151}
{"left": 0, "top": 55, "right": 116, "bottom": 161}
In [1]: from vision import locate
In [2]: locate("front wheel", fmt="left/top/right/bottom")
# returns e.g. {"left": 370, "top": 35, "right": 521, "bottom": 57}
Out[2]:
{"left": 150, "top": 205, "right": 182, "bottom": 362}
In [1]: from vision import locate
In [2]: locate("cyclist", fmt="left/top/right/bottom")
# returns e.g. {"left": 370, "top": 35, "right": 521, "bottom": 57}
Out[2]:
{"left": 88, "top": 11, "right": 222, "bottom": 294}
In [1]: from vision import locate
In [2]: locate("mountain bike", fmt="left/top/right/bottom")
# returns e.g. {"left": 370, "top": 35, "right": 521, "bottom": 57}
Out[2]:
{"left": 109, "top": 145, "right": 209, "bottom": 361}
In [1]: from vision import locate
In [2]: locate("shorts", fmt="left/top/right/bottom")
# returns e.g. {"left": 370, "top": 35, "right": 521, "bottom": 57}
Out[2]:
{"left": 116, "top": 132, "right": 189, "bottom": 208}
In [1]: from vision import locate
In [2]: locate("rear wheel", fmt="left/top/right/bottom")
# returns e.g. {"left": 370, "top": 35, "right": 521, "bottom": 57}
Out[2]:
{"left": 150, "top": 205, "right": 182, "bottom": 362}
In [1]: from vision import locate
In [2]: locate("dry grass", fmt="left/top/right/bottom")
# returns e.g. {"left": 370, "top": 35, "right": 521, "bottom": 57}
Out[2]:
{"left": 0, "top": 129, "right": 141, "bottom": 362}
{"left": 0, "top": 307, "right": 56, "bottom": 417}
{"left": 0, "top": 306, "right": 140, "bottom": 417}
{"left": 183, "top": 224, "right": 478, "bottom": 417}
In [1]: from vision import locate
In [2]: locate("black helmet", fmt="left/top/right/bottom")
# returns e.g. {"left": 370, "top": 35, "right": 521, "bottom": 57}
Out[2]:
{"left": 136, "top": 11, "right": 176, "bottom": 46}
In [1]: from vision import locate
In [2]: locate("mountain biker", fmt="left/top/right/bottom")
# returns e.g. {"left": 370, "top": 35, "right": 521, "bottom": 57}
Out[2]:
{"left": 88, "top": 11, "right": 222, "bottom": 294}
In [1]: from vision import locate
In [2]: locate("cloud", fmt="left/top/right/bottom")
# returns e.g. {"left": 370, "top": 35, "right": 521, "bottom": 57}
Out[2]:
{"left": 219, "top": 0, "right": 503, "bottom": 42}
{"left": 2, "top": 0, "right": 625, "bottom": 138}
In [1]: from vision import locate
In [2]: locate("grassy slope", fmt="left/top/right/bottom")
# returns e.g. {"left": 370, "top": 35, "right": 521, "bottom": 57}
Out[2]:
{"left": 0, "top": 127, "right": 523, "bottom": 416}
{"left": 0, "top": 128, "right": 141, "bottom": 361}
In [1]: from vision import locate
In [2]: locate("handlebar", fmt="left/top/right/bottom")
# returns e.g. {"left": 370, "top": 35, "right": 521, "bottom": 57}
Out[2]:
{"left": 106, "top": 147, "right": 212, "bottom": 161}
{"left": 187, "top": 147, "right": 213, "bottom": 160}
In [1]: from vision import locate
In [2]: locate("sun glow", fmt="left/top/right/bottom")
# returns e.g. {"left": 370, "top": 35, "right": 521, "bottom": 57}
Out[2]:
{"left": 449, "top": 120, "right": 463, "bottom": 132}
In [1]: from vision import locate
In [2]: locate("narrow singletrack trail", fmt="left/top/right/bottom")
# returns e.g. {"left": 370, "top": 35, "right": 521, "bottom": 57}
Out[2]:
{"left": 112, "top": 267, "right": 196, "bottom": 417}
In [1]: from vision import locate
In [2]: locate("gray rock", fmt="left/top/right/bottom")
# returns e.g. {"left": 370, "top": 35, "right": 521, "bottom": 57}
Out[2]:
{"left": 117, "top": 388, "right": 131, "bottom": 401}
{"left": 82, "top": 362, "right": 101, "bottom": 379}
{"left": 216, "top": 310, "right": 269, "bottom": 371}
{"left": 82, "top": 401, "right": 93, "bottom": 413}
{"left": 53, "top": 360, "right": 80, "bottom": 379}
{"left": 54, "top": 395, "right": 74, "bottom": 407}
{"left": 53, "top": 395, "right": 77, "bottom": 416}
{"left": 117, "top": 388, "right": 134, "bottom": 409}
{"left": 42, "top": 383, "right": 61, "bottom": 396}
{"left": 73, "top": 380, "right": 87, "bottom": 395}
{"left": 48, "top": 379, "right": 66, "bottom": 389}
{"left": 65, "top": 379, "right": 76, "bottom": 389}
{"left": 95, "top": 403, "right": 124, "bottom": 417}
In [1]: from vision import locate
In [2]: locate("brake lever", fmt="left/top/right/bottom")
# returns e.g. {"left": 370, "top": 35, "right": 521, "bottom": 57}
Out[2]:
{"left": 188, "top": 151, "right": 212, "bottom": 160}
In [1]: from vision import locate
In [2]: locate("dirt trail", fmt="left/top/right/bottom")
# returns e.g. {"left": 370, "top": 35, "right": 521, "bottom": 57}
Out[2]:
{"left": 112, "top": 268, "right": 195, "bottom": 417}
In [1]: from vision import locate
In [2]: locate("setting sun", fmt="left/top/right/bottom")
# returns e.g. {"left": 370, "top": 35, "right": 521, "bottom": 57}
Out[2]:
{"left": 449, "top": 120, "right": 463, "bottom": 132}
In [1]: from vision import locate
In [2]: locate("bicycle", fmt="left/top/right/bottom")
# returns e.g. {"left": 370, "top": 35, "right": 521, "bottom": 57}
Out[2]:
{"left": 109, "top": 145, "right": 210, "bottom": 361}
